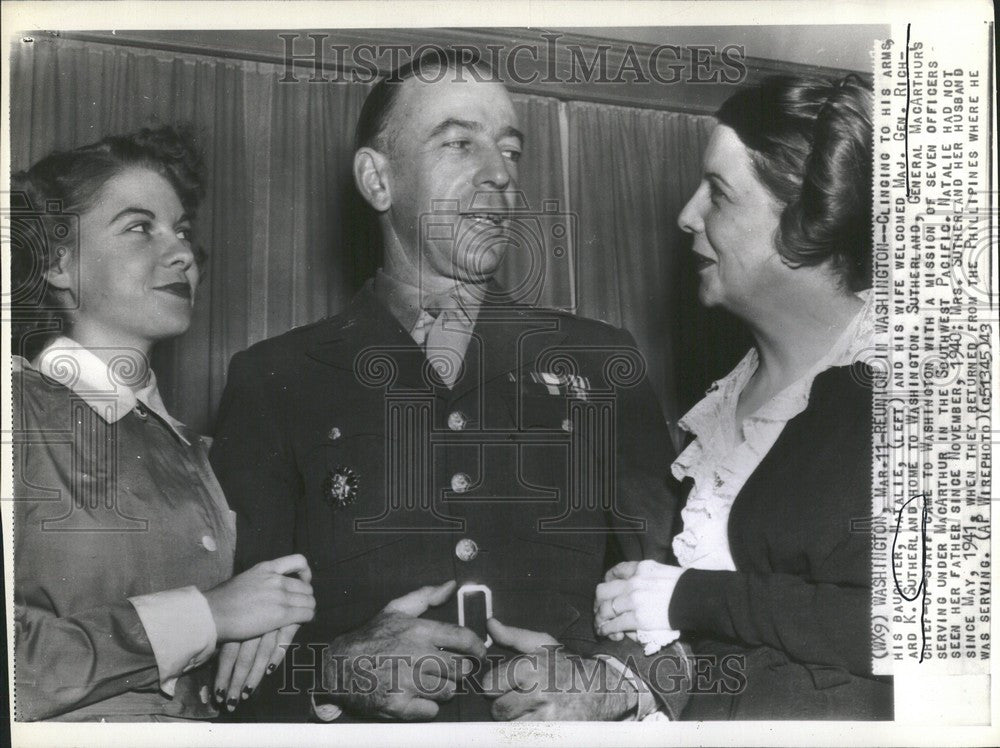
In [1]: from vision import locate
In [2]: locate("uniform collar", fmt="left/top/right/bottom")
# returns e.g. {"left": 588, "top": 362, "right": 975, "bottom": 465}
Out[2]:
{"left": 33, "top": 336, "right": 191, "bottom": 445}
{"left": 303, "top": 279, "right": 569, "bottom": 405}
{"left": 373, "top": 267, "right": 485, "bottom": 336}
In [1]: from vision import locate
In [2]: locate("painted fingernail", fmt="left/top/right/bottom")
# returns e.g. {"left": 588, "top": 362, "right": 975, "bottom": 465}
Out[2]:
{"left": 215, "top": 688, "right": 225, "bottom": 702}
{"left": 266, "top": 664, "right": 276, "bottom": 674}
{"left": 242, "top": 687, "right": 252, "bottom": 700}
{"left": 226, "top": 697, "right": 237, "bottom": 711}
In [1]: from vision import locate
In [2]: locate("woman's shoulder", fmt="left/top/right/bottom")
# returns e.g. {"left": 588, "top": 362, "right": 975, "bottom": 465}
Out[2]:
{"left": 12, "top": 355, "right": 44, "bottom": 399}
{"left": 12, "top": 355, "right": 75, "bottom": 426}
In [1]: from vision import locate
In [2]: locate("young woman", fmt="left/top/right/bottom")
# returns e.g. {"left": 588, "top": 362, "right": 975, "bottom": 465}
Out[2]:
{"left": 594, "top": 75, "right": 893, "bottom": 719}
{"left": 12, "top": 126, "right": 314, "bottom": 721}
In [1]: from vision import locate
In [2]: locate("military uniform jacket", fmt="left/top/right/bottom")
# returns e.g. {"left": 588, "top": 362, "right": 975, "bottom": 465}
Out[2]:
{"left": 210, "top": 281, "right": 680, "bottom": 721}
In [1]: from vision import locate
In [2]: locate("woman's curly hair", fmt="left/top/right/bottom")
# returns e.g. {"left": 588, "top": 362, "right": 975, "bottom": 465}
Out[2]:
{"left": 716, "top": 74, "right": 873, "bottom": 290}
{"left": 10, "top": 124, "right": 205, "bottom": 358}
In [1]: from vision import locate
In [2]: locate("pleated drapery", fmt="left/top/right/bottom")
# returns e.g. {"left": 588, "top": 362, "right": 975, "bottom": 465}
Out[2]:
{"left": 10, "top": 35, "right": 748, "bottom": 435}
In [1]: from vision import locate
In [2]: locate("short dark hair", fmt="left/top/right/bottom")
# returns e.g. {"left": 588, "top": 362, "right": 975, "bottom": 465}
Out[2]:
{"left": 716, "top": 74, "right": 873, "bottom": 290}
{"left": 10, "top": 124, "right": 205, "bottom": 357}
{"left": 354, "top": 48, "right": 498, "bottom": 152}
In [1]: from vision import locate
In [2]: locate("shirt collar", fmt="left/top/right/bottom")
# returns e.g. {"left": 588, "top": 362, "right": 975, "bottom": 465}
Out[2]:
{"left": 33, "top": 336, "right": 191, "bottom": 445}
{"left": 373, "top": 267, "right": 484, "bottom": 335}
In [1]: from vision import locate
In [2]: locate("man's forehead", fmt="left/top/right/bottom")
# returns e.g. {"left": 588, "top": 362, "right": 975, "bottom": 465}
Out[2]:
{"left": 396, "top": 75, "right": 517, "bottom": 132}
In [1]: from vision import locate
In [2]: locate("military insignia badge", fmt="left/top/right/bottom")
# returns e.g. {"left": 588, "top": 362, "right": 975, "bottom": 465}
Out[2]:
{"left": 323, "top": 467, "right": 359, "bottom": 509}
{"left": 529, "top": 371, "right": 592, "bottom": 398}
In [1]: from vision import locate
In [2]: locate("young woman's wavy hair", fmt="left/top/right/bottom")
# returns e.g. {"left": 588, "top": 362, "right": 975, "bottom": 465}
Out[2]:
{"left": 10, "top": 124, "right": 205, "bottom": 358}
{"left": 716, "top": 74, "right": 874, "bottom": 290}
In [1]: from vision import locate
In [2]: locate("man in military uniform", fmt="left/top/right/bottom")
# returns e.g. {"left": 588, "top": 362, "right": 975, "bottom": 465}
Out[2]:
{"left": 211, "top": 51, "right": 685, "bottom": 722}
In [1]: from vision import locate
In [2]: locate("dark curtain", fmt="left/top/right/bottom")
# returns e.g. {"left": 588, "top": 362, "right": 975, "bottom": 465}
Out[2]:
{"left": 567, "top": 101, "right": 751, "bottom": 425}
{"left": 10, "top": 35, "right": 747, "bottom": 436}
{"left": 495, "top": 94, "right": 571, "bottom": 311}
{"left": 10, "top": 37, "right": 254, "bottom": 434}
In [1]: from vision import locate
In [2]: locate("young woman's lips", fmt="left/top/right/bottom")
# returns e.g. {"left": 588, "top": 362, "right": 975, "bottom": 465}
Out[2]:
{"left": 155, "top": 282, "right": 192, "bottom": 300}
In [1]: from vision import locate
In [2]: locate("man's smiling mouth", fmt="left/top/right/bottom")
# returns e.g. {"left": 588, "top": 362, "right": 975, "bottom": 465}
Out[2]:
{"left": 463, "top": 212, "right": 507, "bottom": 227}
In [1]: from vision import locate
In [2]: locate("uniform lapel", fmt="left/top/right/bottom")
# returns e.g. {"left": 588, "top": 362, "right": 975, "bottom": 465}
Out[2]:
{"left": 305, "top": 283, "right": 430, "bottom": 393}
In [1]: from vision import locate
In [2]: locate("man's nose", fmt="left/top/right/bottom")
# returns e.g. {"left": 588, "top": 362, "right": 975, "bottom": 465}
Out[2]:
{"left": 474, "top": 147, "right": 513, "bottom": 191}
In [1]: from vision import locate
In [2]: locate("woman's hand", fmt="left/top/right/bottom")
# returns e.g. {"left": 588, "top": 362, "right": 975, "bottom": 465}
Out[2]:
{"left": 594, "top": 560, "right": 685, "bottom": 638}
{"left": 203, "top": 554, "right": 315, "bottom": 642}
{"left": 213, "top": 624, "right": 301, "bottom": 710}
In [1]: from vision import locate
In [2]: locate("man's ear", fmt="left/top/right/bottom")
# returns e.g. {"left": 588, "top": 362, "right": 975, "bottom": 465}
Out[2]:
{"left": 353, "top": 147, "right": 392, "bottom": 212}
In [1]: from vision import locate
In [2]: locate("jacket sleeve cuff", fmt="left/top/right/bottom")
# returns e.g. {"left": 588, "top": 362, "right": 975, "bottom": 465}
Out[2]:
{"left": 668, "top": 567, "right": 737, "bottom": 635}
{"left": 594, "top": 655, "right": 663, "bottom": 720}
{"left": 128, "top": 586, "right": 217, "bottom": 696}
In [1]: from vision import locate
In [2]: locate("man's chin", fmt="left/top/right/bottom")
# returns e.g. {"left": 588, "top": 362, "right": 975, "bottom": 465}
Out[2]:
{"left": 452, "top": 268, "right": 498, "bottom": 287}
{"left": 453, "top": 247, "right": 508, "bottom": 283}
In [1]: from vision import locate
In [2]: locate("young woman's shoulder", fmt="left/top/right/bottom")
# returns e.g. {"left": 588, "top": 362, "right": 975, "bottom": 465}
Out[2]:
{"left": 12, "top": 356, "right": 74, "bottom": 428}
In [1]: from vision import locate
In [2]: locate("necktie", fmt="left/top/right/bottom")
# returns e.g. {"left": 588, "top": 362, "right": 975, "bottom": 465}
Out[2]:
{"left": 412, "top": 294, "right": 475, "bottom": 388}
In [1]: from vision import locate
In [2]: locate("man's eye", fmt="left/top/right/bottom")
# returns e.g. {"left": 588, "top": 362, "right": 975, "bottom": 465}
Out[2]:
{"left": 502, "top": 149, "right": 522, "bottom": 163}
{"left": 177, "top": 227, "right": 193, "bottom": 242}
{"left": 126, "top": 222, "right": 151, "bottom": 235}
{"left": 445, "top": 140, "right": 471, "bottom": 151}
{"left": 708, "top": 183, "right": 724, "bottom": 204}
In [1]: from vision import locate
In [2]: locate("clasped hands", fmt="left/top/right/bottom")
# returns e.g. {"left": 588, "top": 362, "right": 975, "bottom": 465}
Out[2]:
{"left": 593, "top": 560, "right": 685, "bottom": 650}
{"left": 208, "top": 560, "right": 686, "bottom": 717}
{"left": 207, "top": 554, "right": 316, "bottom": 710}
{"left": 325, "top": 580, "right": 637, "bottom": 721}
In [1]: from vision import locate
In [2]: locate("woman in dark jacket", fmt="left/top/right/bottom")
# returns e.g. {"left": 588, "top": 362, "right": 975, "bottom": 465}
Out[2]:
{"left": 11, "top": 126, "right": 315, "bottom": 721}
{"left": 594, "top": 75, "right": 892, "bottom": 720}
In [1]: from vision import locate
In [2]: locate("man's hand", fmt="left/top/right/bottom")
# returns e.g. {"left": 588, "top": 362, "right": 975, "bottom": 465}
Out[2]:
{"left": 484, "top": 618, "right": 636, "bottom": 721}
{"left": 323, "top": 581, "right": 487, "bottom": 721}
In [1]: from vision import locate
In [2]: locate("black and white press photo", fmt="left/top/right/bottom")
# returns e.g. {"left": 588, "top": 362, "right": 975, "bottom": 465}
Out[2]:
{"left": 2, "top": 2, "right": 997, "bottom": 747}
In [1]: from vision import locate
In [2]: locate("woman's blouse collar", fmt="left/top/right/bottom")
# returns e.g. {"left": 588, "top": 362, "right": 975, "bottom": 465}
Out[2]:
{"left": 21, "top": 336, "right": 191, "bottom": 445}
{"left": 674, "top": 288, "right": 875, "bottom": 468}
{"left": 669, "top": 289, "right": 874, "bottom": 570}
